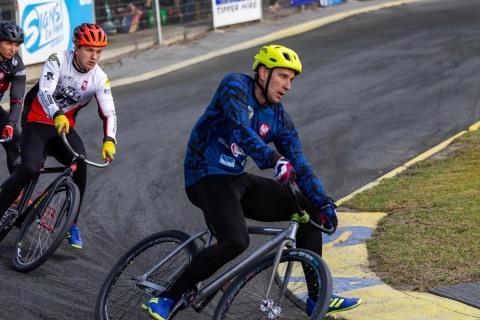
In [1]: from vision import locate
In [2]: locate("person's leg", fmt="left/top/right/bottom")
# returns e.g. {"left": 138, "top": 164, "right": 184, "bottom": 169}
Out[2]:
{"left": 0, "top": 122, "right": 52, "bottom": 215}
{"left": 144, "top": 174, "right": 250, "bottom": 319}
{"left": 49, "top": 129, "right": 87, "bottom": 249}
{"left": 167, "top": 174, "right": 249, "bottom": 300}
{"left": 49, "top": 128, "right": 87, "bottom": 219}
{"left": 239, "top": 173, "right": 323, "bottom": 255}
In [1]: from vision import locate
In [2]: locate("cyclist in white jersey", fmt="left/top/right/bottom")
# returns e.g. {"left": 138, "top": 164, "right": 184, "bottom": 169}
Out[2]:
{"left": 0, "top": 23, "right": 117, "bottom": 250}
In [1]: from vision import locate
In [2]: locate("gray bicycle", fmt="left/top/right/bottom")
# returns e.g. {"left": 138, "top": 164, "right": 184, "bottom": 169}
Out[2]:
{"left": 96, "top": 175, "right": 333, "bottom": 319}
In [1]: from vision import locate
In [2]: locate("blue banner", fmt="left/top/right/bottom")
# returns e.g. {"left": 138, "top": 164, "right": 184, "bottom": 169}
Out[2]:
{"left": 290, "top": 0, "right": 316, "bottom": 6}
{"left": 19, "top": 0, "right": 94, "bottom": 65}
{"left": 319, "top": 0, "right": 346, "bottom": 7}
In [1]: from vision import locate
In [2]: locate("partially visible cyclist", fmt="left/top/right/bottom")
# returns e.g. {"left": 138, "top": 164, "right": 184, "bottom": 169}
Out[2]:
{"left": 143, "top": 44, "right": 362, "bottom": 319}
{"left": 0, "top": 22, "right": 25, "bottom": 174}
{"left": 0, "top": 23, "right": 117, "bottom": 250}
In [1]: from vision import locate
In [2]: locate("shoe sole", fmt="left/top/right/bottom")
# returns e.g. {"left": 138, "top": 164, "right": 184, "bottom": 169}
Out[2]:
{"left": 326, "top": 300, "right": 363, "bottom": 316}
{"left": 142, "top": 305, "right": 166, "bottom": 320}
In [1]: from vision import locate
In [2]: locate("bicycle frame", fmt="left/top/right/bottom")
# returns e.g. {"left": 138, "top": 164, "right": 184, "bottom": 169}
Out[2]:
{"left": 135, "top": 221, "right": 300, "bottom": 312}
{"left": 7, "top": 153, "right": 70, "bottom": 228}
{"left": 5, "top": 131, "right": 109, "bottom": 229}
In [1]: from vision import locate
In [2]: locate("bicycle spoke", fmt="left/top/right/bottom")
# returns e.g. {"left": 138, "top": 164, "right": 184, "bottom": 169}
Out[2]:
{"left": 13, "top": 181, "right": 79, "bottom": 273}
{"left": 215, "top": 249, "right": 332, "bottom": 319}
{"left": 96, "top": 230, "right": 198, "bottom": 320}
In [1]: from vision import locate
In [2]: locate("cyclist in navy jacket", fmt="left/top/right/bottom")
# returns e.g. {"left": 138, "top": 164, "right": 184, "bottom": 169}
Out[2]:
{"left": 0, "top": 22, "right": 25, "bottom": 174}
{"left": 143, "top": 45, "right": 362, "bottom": 319}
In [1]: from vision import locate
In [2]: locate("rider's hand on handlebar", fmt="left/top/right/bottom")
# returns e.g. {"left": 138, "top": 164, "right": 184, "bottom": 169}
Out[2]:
{"left": 320, "top": 197, "right": 338, "bottom": 233}
{"left": 101, "top": 141, "right": 115, "bottom": 161}
{"left": 2, "top": 125, "right": 13, "bottom": 140}
{"left": 54, "top": 114, "right": 70, "bottom": 136}
{"left": 274, "top": 157, "right": 295, "bottom": 187}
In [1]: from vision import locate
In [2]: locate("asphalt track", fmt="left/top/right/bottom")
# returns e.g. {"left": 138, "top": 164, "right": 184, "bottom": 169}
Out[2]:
{"left": 0, "top": 0, "right": 480, "bottom": 319}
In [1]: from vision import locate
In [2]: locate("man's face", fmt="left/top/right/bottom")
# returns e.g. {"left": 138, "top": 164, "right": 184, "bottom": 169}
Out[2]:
{"left": 259, "top": 67, "right": 296, "bottom": 104}
{"left": 74, "top": 45, "right": 103, "bottom": 70}
{"left": 0, "top": 41, "right": 20, "bottom": 60}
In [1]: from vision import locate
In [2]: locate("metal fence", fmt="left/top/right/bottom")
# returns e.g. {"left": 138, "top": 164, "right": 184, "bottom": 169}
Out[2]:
{"left": 94, "top": 0, "right": 213, "bottom": 37}
{"left": 0, "top": 0, "right": 16, "bottom": 22}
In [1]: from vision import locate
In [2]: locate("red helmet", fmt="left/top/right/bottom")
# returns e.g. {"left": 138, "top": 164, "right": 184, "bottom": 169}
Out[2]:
{"left": 72, "top": 23, "right": 108, "bottom": 47}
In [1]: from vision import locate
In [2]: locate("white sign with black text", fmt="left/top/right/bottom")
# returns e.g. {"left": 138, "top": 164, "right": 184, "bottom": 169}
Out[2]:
{"left": 212, "top": 0, "right": 262, "bottom": 28}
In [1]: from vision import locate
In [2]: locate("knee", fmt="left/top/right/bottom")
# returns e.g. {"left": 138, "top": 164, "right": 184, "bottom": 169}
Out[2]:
{"left": 17, "top": 163, "right": 39, "bottom": 178}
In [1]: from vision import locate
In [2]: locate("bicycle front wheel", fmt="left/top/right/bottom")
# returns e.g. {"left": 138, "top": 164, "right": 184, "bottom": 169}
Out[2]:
{"left": 12, "top": 180, "right": 80, "bottom": 273}
{"left": 95, "top": 230, "right": 198, "bottom": 320}
{"left": 214, "top": 248, "right": 333, "bottom": 319}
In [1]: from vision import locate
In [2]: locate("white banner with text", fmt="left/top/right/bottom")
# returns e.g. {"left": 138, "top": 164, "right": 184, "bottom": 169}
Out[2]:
{"left": 212, "top": 0, "right": 262, "bottom": 28}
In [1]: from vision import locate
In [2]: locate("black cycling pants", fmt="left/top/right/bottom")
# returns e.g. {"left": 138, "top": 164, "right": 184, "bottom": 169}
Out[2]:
{"left": 0, "top": 106, "right": 21, "bottom": 174}
{"left": 164, "top": 173, "right": 323, "bottom": 301}
{"left": 0, "top": 122, "right": 87, "bottom": 222}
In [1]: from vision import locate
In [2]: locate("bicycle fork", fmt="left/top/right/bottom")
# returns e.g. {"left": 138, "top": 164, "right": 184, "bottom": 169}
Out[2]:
{"left": 261, "top": 222, "right": 299, "bottom": 318}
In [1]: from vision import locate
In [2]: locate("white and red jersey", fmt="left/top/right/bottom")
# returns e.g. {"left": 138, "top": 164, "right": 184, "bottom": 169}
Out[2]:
{"left": 24, "top": 50, "right": 117, "bottom": 142}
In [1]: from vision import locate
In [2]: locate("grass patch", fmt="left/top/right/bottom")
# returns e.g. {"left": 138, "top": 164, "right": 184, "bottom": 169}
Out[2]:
{"left": 341, "top": 130, "right": 480, "bottom": 292}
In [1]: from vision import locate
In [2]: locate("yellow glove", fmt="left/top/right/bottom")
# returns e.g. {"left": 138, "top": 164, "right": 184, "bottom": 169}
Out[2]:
{"left": 54, "top": 114, "right": 69, "bottom": 136}
{"left": 102, "top": 141, "right": 115, "bottom": 161}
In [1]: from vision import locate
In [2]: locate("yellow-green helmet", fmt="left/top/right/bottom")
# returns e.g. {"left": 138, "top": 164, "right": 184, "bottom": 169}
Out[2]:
{"left": 252, "top": 45, "right": 302, "bottom": 75}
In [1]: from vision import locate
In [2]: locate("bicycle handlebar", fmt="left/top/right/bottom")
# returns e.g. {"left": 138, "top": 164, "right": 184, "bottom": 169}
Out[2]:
{"left": 287, "top": 172, "right": 336, "bottom": 235}
{"left": 61, "top": 132, "right": 110, "bottom": 168}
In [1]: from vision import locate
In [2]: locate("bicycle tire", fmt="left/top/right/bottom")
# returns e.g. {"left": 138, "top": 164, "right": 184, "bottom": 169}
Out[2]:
{"left": 95, "top": 230, "right": 198, "bottom": 320}
{"left": 214, "top": 248, "right": 333, "bottom": 320}
{"left": 12, "top": 179, "right": 80, "bottom": 273}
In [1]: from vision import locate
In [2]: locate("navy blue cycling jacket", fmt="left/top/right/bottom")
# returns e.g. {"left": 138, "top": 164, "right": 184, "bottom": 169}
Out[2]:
{"left": 184, "top": 73, "right": 330, "bottom": 210}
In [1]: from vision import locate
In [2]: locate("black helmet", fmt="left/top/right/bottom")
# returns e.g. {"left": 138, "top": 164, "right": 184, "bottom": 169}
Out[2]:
{"left": 0, "top": 22, "right": 24, "bottom": 44}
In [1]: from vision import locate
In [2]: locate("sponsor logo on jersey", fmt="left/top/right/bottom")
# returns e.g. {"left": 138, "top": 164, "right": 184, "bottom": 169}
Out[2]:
{"left": 44, "top": 71, "right": 54, "bottom": 81}
{"left": 39, "top": 91, "right": 55, "bottom": 106}
{"left": 259, "top": 122, "right": 270, "bottom": 137}
{"left": 105, "top": 78, "right": 110, "bottom": 87}
{"left": 81, "top": 80, "right": 88, "bottom": 91}
{"left": 47, "top": 54, "right": 60, "bottom": 67}
{"left": 248, "top": 105, "right": 254, "bottom": 119}
{"left": 231, "top": 143, "right": 244, "bottom": 157}
{"left": 220, "top": 154, "right": 235, "bottom": 168}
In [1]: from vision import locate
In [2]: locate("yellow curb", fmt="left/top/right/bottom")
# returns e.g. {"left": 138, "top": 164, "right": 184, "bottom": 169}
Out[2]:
{"left": 469, "top": 121, "right": 480, "bottom": 131}
{"left": 332, "top": 285, "right": 480, "bottom": 319}
{"left": 324, "top": 211, "right": 480, "bottom": 319}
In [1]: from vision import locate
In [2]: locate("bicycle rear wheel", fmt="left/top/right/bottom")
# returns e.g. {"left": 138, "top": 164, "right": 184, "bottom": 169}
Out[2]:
{"left": 95, "top": 230, "right": 198, "bottom": 320}
{"left": 12, "top": 180, "right": 80, "bottom": 273}
{"left": 214, "top": 248, "right": 332, "bottom": 319}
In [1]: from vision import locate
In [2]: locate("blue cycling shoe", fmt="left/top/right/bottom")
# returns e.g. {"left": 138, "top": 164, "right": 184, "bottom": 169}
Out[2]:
{"left": 66, "top": 224, "right": 82, "bottom": 249}
{"left": 142, "top": 297, "right": 174, "bottom": 320}
{"left": 306, "top": 294, "right": 362, "bottom": 316}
